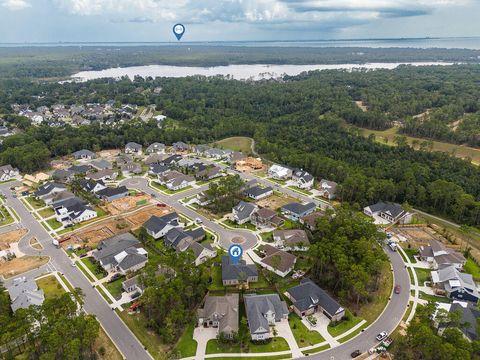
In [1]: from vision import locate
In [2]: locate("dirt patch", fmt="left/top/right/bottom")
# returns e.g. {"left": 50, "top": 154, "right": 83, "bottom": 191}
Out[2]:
{"left": 0, "top": 256, "right": 49, "bottom": 279}
{"left": 0, "top": 229, "right": 28, "bottom": 250}
{"left": 394, "top": 225, "right": 464, "bottom": 254}
{"left": 355, "top": 100, "right": 368, "bottom": 112}
{"left": 448, "top": 118, "right": 464, "bottom": 131}
{"left": 29, "top": 237, "right": 43, "bottom": 250}
{"left": 235, "top": 157, "right": 264, "bottom": 172}
{"left": 256, "top": 193, "right": 298, "bottom": 211}
{"left": 103, "top": 194, "right": 152, "bottom": 215}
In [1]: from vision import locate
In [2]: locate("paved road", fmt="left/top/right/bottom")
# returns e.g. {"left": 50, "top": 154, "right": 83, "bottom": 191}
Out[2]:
{"left": 121, "top": 178, "right": 259, "bottom": 250}
{"left": 0, "top": 182, "right": 152, "bottom": 360}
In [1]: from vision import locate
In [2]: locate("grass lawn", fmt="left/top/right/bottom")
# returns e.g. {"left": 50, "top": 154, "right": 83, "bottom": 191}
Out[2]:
{"left": 222, "top": 219, "right": 256, "bottom": 231}
{"left": 25, "top": 196, "right": 45, "bottom": 209}
{"left": 206, "top": 339, "right": 241, "bottom": 354}
{"left": 208, "top": 265, "right": 224, "bottom": 291}
{"left": 171, "top": 323, "right": 197, "bottom": 358}
{"left": 288, "top": 314, "right": 325, "bottom": 347}
{"left": 280, "top": 219, "right": 299, "bottom": 230}
{"left": 81, "top": 257, "right": 107, "bottom": 280}
{"left": 287, "top": 186, "right": 312, "bottom": 196}
{"left": 260, "top": 231, "right": 273, "bottom": 242}
{"left": 105, "top": 277, "right": 125, "bottom": 300}
{"left": 38, "top": 207, "right": 55, "bottom": 218}
{"left": 117, "top": 310, "right": 166, "bottom": 359}
{"left": 212, "top": 357, "right": 291, "bottom": 360}
{"left": 464, "top": 258, "right": 480, "bottom": 281}
{"left": 327, "top": 310, "right": 363, "bottom": 337}
{"left": 0, "top": 206, "right": 14, "bottom": 226}
{"left": 213, "top": 136, "right": 253, "bottom": 153}
{"left": 46, "top": 218, "right": 63, "bottom": 230}
{"left": 36, "top": 275, "right": 65, "bottom": 299}
{"left": 96, "top": 286, "right": 113, "bottom": 304}
{"left": 95, "top": 206, "right": 108, "bottom": 217}
{"left": 403, "top": 248, "right": 418, "bottom": 263}
{"left": 407, "top": 267, "right": 414, "bottom": 284}
{"left": 302, "top": 344, "right": 330, "bottom": 355}
{"left": 151, "top": 182, "right": 192, "bottom": 194}
{"left": 77, "top": 260, "right": 95, "bottom": 282}
{"left": 207, "top": 337, "right": 290, "bottom": 355}
{"left": 419, "top": 291, "right": 452, "bottom": 304}
{"left": 337, "top": 322, "right": 368, "bottom": 343}
{"left": 95, "top": 324, "right": 123, "bottom": 360}
{"left": 415, "top": 268, "right": 432, "bottom": 285}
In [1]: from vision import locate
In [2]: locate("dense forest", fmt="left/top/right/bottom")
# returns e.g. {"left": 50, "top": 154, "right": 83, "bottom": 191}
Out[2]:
{"left": 1, "top": 65, "right": 480, "bottom": 226}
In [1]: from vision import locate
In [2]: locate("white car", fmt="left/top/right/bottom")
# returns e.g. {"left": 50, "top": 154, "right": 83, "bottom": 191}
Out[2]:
{"left": 195, "top": 218, "right": 203, "bottom": 224}
{"left": 376, "top": 331, "right": 388, "bottom": 341}
{"left": 71, "top": 261, "right": 76, "bottom": 267}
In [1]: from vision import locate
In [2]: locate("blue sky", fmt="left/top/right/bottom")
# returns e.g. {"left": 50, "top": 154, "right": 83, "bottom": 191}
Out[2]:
{"left": 0, "top": 0, "right": 479, "bottom": 42}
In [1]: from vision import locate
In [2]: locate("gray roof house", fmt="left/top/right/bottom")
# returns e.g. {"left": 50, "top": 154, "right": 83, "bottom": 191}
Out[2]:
{"left": 34, "top": 182, "right": 66, "bottom": 199}
{"left": 251, "top": 208, "right": 284, "bottom": 228}
{"left": 0, "top": 164, "right": 19, "bottom": 182}
{"left": 122, "top": 275, "right": 146, "bottom": 295}
{"left": 149, "top": 164, "right": 170, "bottom": 176}
{"left": 222, "top": 255, "right": 258, "bottom": 286}
{"left": 68, "top": 164, "right": 91, "bottom": 174}
{"left": 286, "top": 278, "right": 345, "bottom": 322}
{"left": 79, "top": 178, "right": 107, "bottom": 193}
{"left": 96, "top": 186, "right": 129, "bottom": 202}
{"left": 172, "top": 141, "right": 189, "bottom": 152}
{"left": 292, "top": 170, "right": 314, "bottom": 190}
{"left": 89, "top": 159, "right": 112, "bottom": 170}
{"left": 72, "top": 149, "right": 96, "bottom": 160}
{"left": 244, "top": 294, "right": 289, "bottom": 341}
{"left": 8, "top": 277, "right": 45, "bottom": 312}
{"left": 93, "top": 233, "right": 148, "bottom": 275}
{"left": 86, "top": 169, "right": 117, "bottom": 182}
{"left": 318, "top": 179, "right": 338, "bottom": 199}
{"left": 419, "top": 240, "right": 466, "bottom": 270}
{"left": 437, "top": 303, "right": 480, "bottom": 341}
{"left": 431, "top": 265, "right": 479, "bottom": 303}
{"left": 121, "top": 162, "right": 142, "bottom": 176}
{"left": 273, "top": 229, "right": 310, "bottom": 251}
{"left": 52, "top": 169, "right": 75, "bottom": 183}
{"left": 281, "top": 202, "right": 316, "bottom": 221}
{"left": 198, "top": 294, "right": 239, "bottom": 339}
{"left": 143, "top": 212, "right": 179, "bottom": 239}
{"left": 363, "top": 201, "right": 412, "bottom": 224}
{"left": 244, "top": 185, "right": 273, "bottom": 200}
{"left": 146, "top": 142, "right": 166, "bottom": 154}
{"left": 125, "top": 142, "right": 143, "bottom": 155}
{"left": 54, "top": 197, "right": 97, "bottom": 225}
{"left": 232, "top": 201, "right": 258, "bottom": 224}
{"left": 259, "top": 244, "right": 297, "bottom": 278}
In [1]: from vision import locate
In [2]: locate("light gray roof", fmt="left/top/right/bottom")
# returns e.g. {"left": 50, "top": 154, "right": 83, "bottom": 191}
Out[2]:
{"left": 34, "top": 182, "right": 66, "bottom": 197}
{"left": 93, "top": 233, "right": 140, "bottom": 266}
{"left": 8, "top": 277, "right": 44, "bottom": 312}
{"left": 432, "top": 265, "right": 479, "bottom": 299}
{"left": 146, "top": 143, "right": 165, "bottom": 153}
{"left": 125, "top": 142, "right": 142, "bottom": 150}
{"left": 260, "top": 245, "right": 297, "bottom": 274}
{"left": 273, "top": 229, "right": 309, "bottom": 247}
{"left": 143, "top": 212, "right": 179, "bottom": 234}
{"left": 447, "top": 303, "right": 480, "bottom": 341}
{"left": 72, "top": 149, "right": 95, "bottom": 158}
{"left": 233, "top": 201, "right": 257, "bottom": 221}
{"left": 90, "top": 159, "right": 112, "bottom": 170}
{"left": 96, "top": 186, "right": 128, "bottom": 199}
{"left": 199, "top": 294, "right": 239, "bottom": 334}
{"left": 244, "top": 294, "right": 289, "bottom": 335}
{"left": 366, "top": 201, "right": 405, "bottom": 219}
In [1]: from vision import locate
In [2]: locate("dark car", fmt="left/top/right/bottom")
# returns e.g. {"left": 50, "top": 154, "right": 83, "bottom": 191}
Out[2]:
{"left": 394, "top": 285, "right": 401, "bottom": 294}
{"left": 351, "top": 350, "right": 361, "bottom": 358}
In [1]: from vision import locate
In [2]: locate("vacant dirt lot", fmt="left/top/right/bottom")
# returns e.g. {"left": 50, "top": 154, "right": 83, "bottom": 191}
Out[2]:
{"left": 0, "top": 256, "right": 49, "bottom": 279}
{"left": 256, "top": 193, "right": 298, "bottom": 210}
{"left": 103, "top": 194, "right": 152, "bottom": 215}
{"left": 0, "top": 229, "right": 28, "bottom": 250}
{"left": 63, "top": 205, "right": 174, "bottom": 248}
{"left": 395, "top": 226, "right": 439, "bottom": 245}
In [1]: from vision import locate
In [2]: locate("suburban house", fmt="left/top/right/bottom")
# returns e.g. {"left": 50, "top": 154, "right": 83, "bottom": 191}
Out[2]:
{"left": 244, "top": 294, "right": 289, "bottom": 341}
{"left": 196, "top": 192, "right": 212, "bottom": 206}
{"left": 318, "top": 179, "right": 338, "bottom": 200}
{"left": 144, "top": 154, "right": 165, "bottom": 165}
{"left": 158, "top": 171, "right": 195, "bottom": 191}
{"left": 96, "top": 186, "right": 129, "bottom": 202}
{"left": 431, "top": 265, "right": 479, "bottom": 303}
{"left": 232, "top": 201, "right": 258, "bottom": 224}
{"left": 188, "top": 241, "right": 217, "bottom": 266}
{"left": 221, "top": 255, "right": 259, "bottom": 286}
{"left": 146, "top": 142, "right": 166, "bottom": 154}
{"left": 226, "top": 151, "right": 247, "bottom": 164}
{"left": 244, "top": 185, "right": 273, "bottom": 200}
{"left": 122, "top": 275, "right": 146, "bottom": 296}
{"left": 251, "top": 208, "right": 284, "bottom": 228}
{"left": 34, "top": 182, "right": 67, "bottom": 203}
{"left": 149, "top": 164, "right": 170, "bottom": 177}
{"left": 195, "top": 166, "right": 223, "bottom": 181}
{"left": 292, "top": 170, "right": 314, "bottom": 190}
{"left": 198, "top": 294, "right": 240, "bottom": 339}
{"left": 79, "top": 179, "right": 107, "bottom": 194}
{"left": 52, "top": 169, "right": 75, "bottom": 183}
{"left": 268, "top": 164, "right": 293, "bottom": 180}
{"left": 172, "top": 141, "right": 189, "bottom": 152}
{"left": 161, "top": 154, "right": 183, "bottom": 166}
{"left": 259, "top": 244, "right": 297, "bottom": 277}
{"left": 54, "top": 197, "right": 97, "bottom": 225}
{"left": 300, "top": 212, "right": 326, "bottom": 231}
{"left": 0, "top": 165, "right": 19, "bottom": 182}
{"left": 125, "top": 142, "right": 143, "bottom": 155}
{"left": 273, "top": 229, "right": 310, "bottom": 251}
{"left": 194, "top": 144, "right": 210, "bottom": 156}
{"left": 143, "top": 212, "right": 180, "bottom": 239}
{"left": 49, "top": 191, "right": 76, "bottom": 206}
{"left": 437, "top": 303, "right": 480, "bottom": 341}
{"left": 281, "top": 202, "right": 316, "bottom": 221}
{"left": 7, "top": 277, "right": 45, "bottom": 312}
{"left": 204, "top": 148, "right": 226, "bottom": 159}
{"left": 286, "top": 278, "right": 345, "bottom": 322}
{"left": 86, "top": 169, "right": 117, "bottom": 182}
{"left": 163, "top": 227, "right": 215, "bottom": 265}
{"left": 68, "top": 164, "right": 91, "bottom": 175}
{"left": 89, "top": 159, "right": 112, "bottom": 170}
{"left": 72, "top": 149, "right": 96, "bottom": 160}
{"left": 363, "top": 201, "right": 412, "bottom": 224}
{"left": 93, "top": 233, "right": 148, "bottom": 275}
{"left": 121, "top": 162, "right": 142, "bottom": 176}
{"left": 419, "top": 240, "right": 466, "bottom": 270}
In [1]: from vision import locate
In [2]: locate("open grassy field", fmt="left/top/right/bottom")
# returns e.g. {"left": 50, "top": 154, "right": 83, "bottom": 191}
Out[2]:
{"left": 36, "top": 275, "right": 65, "bottom": 299}
{"left": 213, "top": 137, "right": 253, "bottom": 154}
{"left": 351, "top": 125, "right": 480, "bottom": 165}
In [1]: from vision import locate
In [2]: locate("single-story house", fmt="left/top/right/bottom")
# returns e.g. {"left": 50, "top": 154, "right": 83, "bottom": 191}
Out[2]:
{"left": 121, "top": 162, "right": 142, "bottom": 176}
{"left": 172, "top": 141, "right": 189, "bottom": 152}
{"left": 96, "top": 186, "right": 129, "bottom": 202}
{"left": 221, "top": 255, "right": 258, "bottom": 286}
{"left": 146, "top": 142, "right": 166, "bottom": 154}
{"left": 161, "top": 154, "right": 183, "bottom": 166}
{"left": 34, "top": 182, "right": 67, "bottom": 200}
{"left": 244, "top": 185, "right": 273, "bottom": 200}
{"left": 300, "top": 212, "right": 326, "bottom": 231}
{"left": 122, "top": 275, "right": 146, "bottom": 295}
{"left": 79, "top": 179, "right": 107, "bottom": 194}
{"left": 158, "top": 171, "right": 195, "bottom": 191}
{"left": 259, "top": 244, "right": 297, "bottom": 277}
{"left": 86, "top": 169, "right": 117, "bottom": 182}
{"left": 251, "top": 208, "right": 284, "bottom": 228}
{"left": 232, "top": 201, "right": 258, "bottom": 224}
{"left": 292, "top": 170, "right": 314, "bottom": 190}
{"left": 54, "top": 197, "right": 97, "bottom": 225}
{"left": 52, "top": 169, "right": 75, "bottom": 183}
{"left": 72, "top": 149, "right": 96, "bottom": 160}
{"left": 89, "top": 159, "right": 112, "bottom": 171}
{"left": 195, "top": 166, "right": 223, "bottom": 181}
{"left": 149, "top": 164, "right": 170, "bottom": 177}
{"left": 68, "top": 164, "right": 91, "bottom": 174}
{"left": 419, "top": 240, "right": 466, "bottom": 270}
{"left": 273, "top": 229, "right": 310, "bottom": 251}
{"left": 0, "top": 165, "right": 19, "bottom": 182}
{"left": 125, "top": 142, "right": 143, "bottom": 155}
{"left": 281, "top": 202, "right": 316, "bottom": 221}
{"left": 143, "top": 212, "right": 179, "bottom": 239}
{"left": 144, "top": 153, "right": 165, "bottom": 165}
{"left": 268, "top": 164, "right": 293, "bottom": 180}
{"left": 7, "top": 277, "right": 45, "bottom": 312}
{"left": 363, "top": 201, "right": 412, "bottom": 224}
{"left": 198, "top": 294, "right": 240, "bottom": 339}
{"left": 244, "top": 294, "right": 289, "bottom": 341}
{"left": 318, "top": 179, "right": 338, "bottom": 200}
{"left": 286, "top": 278, "right": 345, "bottom": 322}
{"left": 431, "top": 265, "right": 479, "bottom": 303}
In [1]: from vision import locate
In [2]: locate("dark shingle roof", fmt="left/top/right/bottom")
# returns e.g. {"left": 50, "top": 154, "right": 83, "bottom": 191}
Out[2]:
{"left": 221, "top": 255, "right": 258, "bottom": 281}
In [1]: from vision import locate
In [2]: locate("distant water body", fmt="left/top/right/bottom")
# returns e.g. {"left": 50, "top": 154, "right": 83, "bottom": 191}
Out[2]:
{"left": 4, "top": 37, "right": 480, "bottom": 49}
{"left": 72, "top": 62, "right": 454, "bottom": 81}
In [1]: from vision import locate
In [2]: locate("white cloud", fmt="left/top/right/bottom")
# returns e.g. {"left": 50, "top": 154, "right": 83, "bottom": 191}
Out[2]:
{"left": 2, "top": 0, "right": 30, "bottom": 10}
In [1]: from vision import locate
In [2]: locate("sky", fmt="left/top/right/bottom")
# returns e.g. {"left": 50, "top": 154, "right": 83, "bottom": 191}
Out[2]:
{"left": 0, "top": 0, "right": 479, "bottom": 43}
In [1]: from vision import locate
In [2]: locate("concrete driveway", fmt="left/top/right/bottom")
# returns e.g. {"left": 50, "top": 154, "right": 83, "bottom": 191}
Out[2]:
{"left": 275, "top": 319, "right": 302, "bottom": 358}
{"left": 193, "top": 326, "right": 217, "bottom": 360}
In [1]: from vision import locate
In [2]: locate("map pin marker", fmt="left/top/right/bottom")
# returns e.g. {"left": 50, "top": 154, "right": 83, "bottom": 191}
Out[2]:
{"left": 228, "top": 244, "right": 243, "bottom": 265}
{"left": 173, "top": 23, "right": 185, "bottom": 41}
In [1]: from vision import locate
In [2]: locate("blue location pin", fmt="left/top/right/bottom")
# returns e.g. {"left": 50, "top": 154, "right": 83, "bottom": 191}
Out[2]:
{"left": 228, "top": 244, "right": 243, "bottom": 264}
{"left": 173, "top": 23, "right": 185, "bottom": 41}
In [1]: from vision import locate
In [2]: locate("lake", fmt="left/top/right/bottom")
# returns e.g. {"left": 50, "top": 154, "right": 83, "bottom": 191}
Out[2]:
{"left": 71, "top": 62, "right": 454, "bottom": 81}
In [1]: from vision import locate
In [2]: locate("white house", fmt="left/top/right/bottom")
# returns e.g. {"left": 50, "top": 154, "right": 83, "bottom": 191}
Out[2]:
{"left": 143, "top": 213, "right": 180, "bottom": 239}
{"left": 0, "top": 165, "right": 19, "bottom": 182}
{"left": 292, "top": 170, "right": 314, "bottom": 190}
{"left": 268, "top": 164, "right": 292, "bottom": 180}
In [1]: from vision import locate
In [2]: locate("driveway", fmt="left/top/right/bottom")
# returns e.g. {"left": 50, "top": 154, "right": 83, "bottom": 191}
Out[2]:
{"left": 275, "top": 319, "right": 302, "bottom": 358}
{"left": 301, "top": 312, "right": 339, "bottom": 348}
{"left": 193, "top": 326, "right": 217, "bottom": 360}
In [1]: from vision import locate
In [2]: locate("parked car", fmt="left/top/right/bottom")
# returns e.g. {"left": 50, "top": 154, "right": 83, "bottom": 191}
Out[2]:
{"left": 350, "top": 350, "right": 361, "bottom": 358}
{"left": 21, "top": 191, "right": 29, "bottom": 196}
{"left": 394, "top": 285, "right": 401, "bottom": 294}
{"left": 376, "top": 331, "right": 388, "bottom": 341}
{"left": 195, "top": 218, "right": 203, "bottom": 224}
{"left": 70, "top": 261, "right": 76, "bottom": 267}
{"left": 156, "top": 203, "right": 166, "bottom": 207}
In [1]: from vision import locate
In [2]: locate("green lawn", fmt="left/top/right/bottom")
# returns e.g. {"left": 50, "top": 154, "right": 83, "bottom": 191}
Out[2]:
{"left": 403, "top": 248, "right": 418, "bottom": 263}
{"left": 25, "top": 196, "right": 45, "bottom": 209}
{"left": 419, "top": 291, "right": 452, "bottom": 304}
{"left": 327, "top": 310, "right": 363, "bottom": 337}
{"left": 151, "top": 182, "right": 193, "bottom": 194}
{"left": 287, "top": 186, "right": 312, "bottom": 196}
{"left": 212, "top": 356, "right": 291, "bottom": 360}
{"left": 206, "top": 339, "right": 241, "bottom": 354}
{"left": 0, "top": 206, "right": 14, "bottom": 226}
{"left": 171, "top": 323, "right": 198, "bottom": 358}
{"left": 206, "top": 337, "right": 290, "bottom": 355}
{"left": 213, "top": 136, "right": 253, "bottom": 153}
{"left": 464, "top": 258, "right": 480, "bottom": 280}
{"left": 96, "top": 286, "right": 113, "bottom": 304}
{"left": 260, "top": 231, "right": 273, "bottom": 242}
{"left": 117, "top": 310, "right": 167, "bottom": 359}
{"left": 208, "top": 265, "right": 224, "bottom": 291}
{"left": 36, "top": 275, "right": 65, "bottom": 299}
{"left": 337, "top": 322, "right": 368, "bottom": 343}
{"left": 81, "top": 257, "right": 107, "bottom": 280}
{"left": 222, "top": 219, "right": 256, "bottom": 231}
{"left": 105, "top": 277, "right": 125, "bottom": 299}
{"left": 302, "top": 344, "right": 330, "bottom": 355}
{"left": 415, "top": 268, "right": 432, "bottom": 285}
{"left": 288, "top": 314, "right": 325, "bottom": 347}
{"left": 46, "top": 218, "right": 63, "bottom": 230}
{"left": 38, "top": 207, "right": 55, "bottom": 218}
